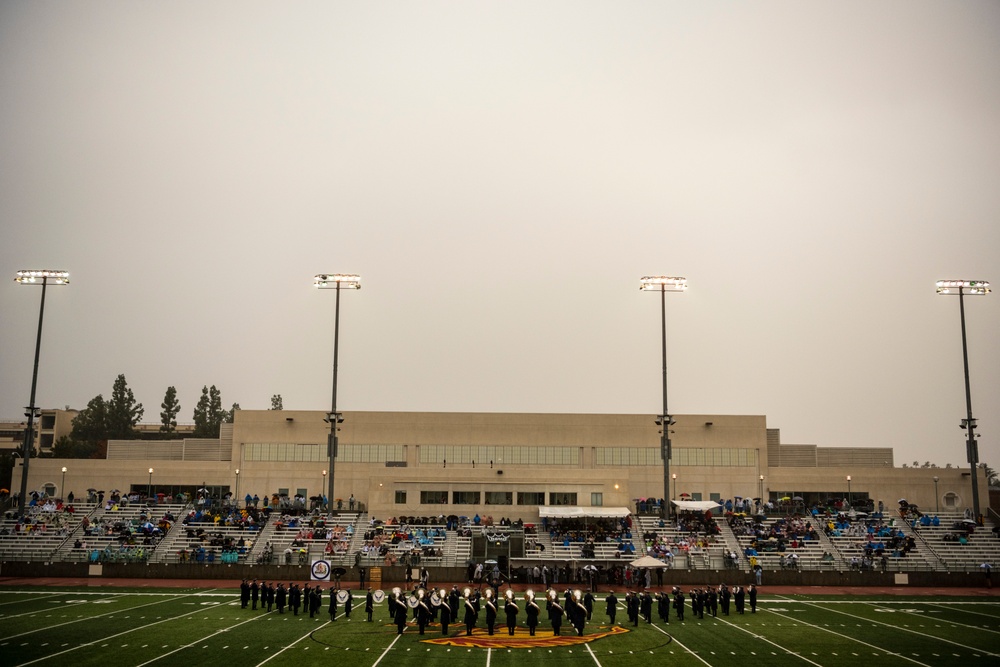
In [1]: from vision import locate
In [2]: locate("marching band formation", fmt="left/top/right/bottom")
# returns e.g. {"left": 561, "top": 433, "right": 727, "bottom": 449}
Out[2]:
{"left": 238, "top": 578, "right": 759, "bottom": 635}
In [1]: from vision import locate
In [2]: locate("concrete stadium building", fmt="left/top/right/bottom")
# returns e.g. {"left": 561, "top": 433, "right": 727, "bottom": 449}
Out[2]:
{"left": 12, "top": 409, "right": 984, "bottom": 519}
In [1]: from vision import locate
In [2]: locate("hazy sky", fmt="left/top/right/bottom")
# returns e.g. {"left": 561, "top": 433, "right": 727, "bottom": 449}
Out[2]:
{"left": 1, "top": 1, "right": 998, "bottom": 469}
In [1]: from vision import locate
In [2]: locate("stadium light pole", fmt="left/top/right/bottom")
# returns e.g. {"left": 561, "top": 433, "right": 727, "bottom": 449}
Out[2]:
{"left": 846, "top": 475, "right": 852, "bottom": 507}
{"left": 61, "top": 467, "right": 67, "bottom": 498}
{"left": 14, "top": 270, "right": 69, "bottom": 517}
{"left": 148, "top": 468, "right": 153, "bottom": 499}
{"left": 315, "top": 273, "right": 361, "bottom": 514}
{"left": 234, "top": 468, "right": 240, "bottom": 502}
{"left": 641, "top": 276, "right": 687, "bottom": 519}
{"left": 936, "top": 279, "right": 990, "bottom": 520}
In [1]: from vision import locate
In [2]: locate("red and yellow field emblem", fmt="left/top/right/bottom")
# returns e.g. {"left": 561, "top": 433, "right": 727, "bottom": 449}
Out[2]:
{"left": 422, "top": 625, "right": 629, "bottom": 649}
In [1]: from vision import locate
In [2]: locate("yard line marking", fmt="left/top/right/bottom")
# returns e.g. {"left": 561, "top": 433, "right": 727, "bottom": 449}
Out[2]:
{"left": 134, "top": 613, "right": 268, "bottom": 667}
{"left": 647, "top": 620, "right": 713, "bottom": 667}
{"left": 925, "top": 602, "right": 1000, "bottom": 621}
{"left": 712, "top": 616, "right": 825, "bottom": 667}
{"left": 785, "top": 599, "right": 999, "bottom": 658}
{"left": 764, "top": 609, "right": 931, "bottom": 667}
{"left": 0, "top": 593, "right": 62, "bottom": 608}
{"left": 486, "top": 647, "right": 492, "bottom": 667}
{"left": 366, "top": 632, "right": 402, "bottom": 667}
{"left": 878, "top": 604, "right": 1000, "bottom": 635}
{"left": 1, "top": 592, "right": 207, "bottom": 641}
{"left": 254, "top": 620, "right": 331, "bottom": 667}
{"left": 15, "top": 592, "right": 224, "bottom": 667}
{"left": 585, "top": 642, "right": 604, "bottom": 667}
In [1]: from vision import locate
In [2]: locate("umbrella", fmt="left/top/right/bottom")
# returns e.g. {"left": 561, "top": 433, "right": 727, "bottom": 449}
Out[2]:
{"left": 898, "top": 499, "right": 908, "bottom": 504}
{"left": 630, "top": 555, "right": 669, "bottom": 568}
{"left": 780, "top": 496, "right": 791, "bottom": 501}
{"left": 792, "top": 496, "right": 804, "bottom": 501}
{"left": 961, "top": 518, "right": 977, "bottom": 525}
{"left": 197, "top": 487, "right": 210, "bottom": 494}
{"left": 679, "top": 492, "right": 691, "bottom": 498}
{"left": 87, "top": 488, "right": 97, "bottom": 493}
{"left": 582, "top": 564, "right": 598, "bottom": 572}
{"left": 332, "top": 567, "right": 347, "bottom": 577}
{"left": 485, "top": 559, "right": 498, "bottom": 565}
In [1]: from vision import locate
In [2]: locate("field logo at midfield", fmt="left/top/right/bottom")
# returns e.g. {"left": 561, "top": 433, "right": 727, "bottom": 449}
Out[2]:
{"left": 422, "top": 625, "right": 629, "bottom": 648}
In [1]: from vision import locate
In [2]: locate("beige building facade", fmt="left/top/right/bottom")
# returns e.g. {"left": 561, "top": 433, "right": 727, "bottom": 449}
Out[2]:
{"left": 11, "top": 409, "right": 987, "bottom": 518}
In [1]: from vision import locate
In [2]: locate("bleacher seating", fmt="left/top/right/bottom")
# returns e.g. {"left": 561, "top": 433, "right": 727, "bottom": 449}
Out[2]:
{"left": 0, "top": 501, "right": 97, "bottom": 562}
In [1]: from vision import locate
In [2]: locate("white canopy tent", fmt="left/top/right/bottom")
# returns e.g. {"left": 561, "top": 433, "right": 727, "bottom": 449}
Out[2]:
{"left": 537, "top": 506, "right": 631, "bottom": 519}
{"left": 671, "top": 499, "right": 723, "bottom": 512}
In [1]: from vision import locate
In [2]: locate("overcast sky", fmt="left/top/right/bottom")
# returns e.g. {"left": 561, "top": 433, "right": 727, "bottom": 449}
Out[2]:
{"left": 1, "top": 1, "right": 997, "bottom": 469}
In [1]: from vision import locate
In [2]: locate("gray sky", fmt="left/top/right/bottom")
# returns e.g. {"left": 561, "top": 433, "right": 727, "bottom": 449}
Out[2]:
{"left": 1, "top": 1, "right": 998, "bottom": 469}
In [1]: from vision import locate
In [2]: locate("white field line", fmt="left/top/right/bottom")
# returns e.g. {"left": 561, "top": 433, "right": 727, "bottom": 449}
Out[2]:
{"left": 0, "top": 593, "right": 62, "bottom": 608}
{"left": 367, "top": 630, "right": 403, "bottom": 667}
{"left": 782, "top": 598, "right": 999, "bottom": 658}
{"left": 924, "top": 601, "right": 1000, "bottom": 620}
{"left": 15, "top": 591, "right": 223, "bottom": 667}
{"left": 1, "top": 591, "right": 208, "bottom": 641}
{"left": 486, "top": 647, "right": 492, "bottom": 667}
{"left": 646, "top": 618, "right": 715, "bottom": 667}
{"left": 584, "top": 642, "right": 603, "bottom": 667}
{"left": 253, "top": 619, "right": 332, "bottom": 667}
{"left": 870, "top": 602, "right": 1000, "bottom": 635}
{"left": 135, "top": 612, "right": 266, "bottom": 667}
{"left": 710, "top": 615, "right": 827, "bottom": 667}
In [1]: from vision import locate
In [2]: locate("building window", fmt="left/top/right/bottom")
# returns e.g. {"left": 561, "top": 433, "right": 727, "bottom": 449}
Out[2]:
{"left": 394, "top": 490, "right": 407, "bottom": 504}
{"left": 452, "top": 491, "right": 481, "bottom": 505}
{"left": 420, "top": 491, "right": 448, "bottom": 505}
{"left": 591, "top": 492, "right": 603, "bottom": 506}
{"left": 549, "top": 492, "right": 577, "bottom": 506}
{"left": 419, "top": 445, "right": 579, "bottom": 466}
{"left": 485, "top": 491, "right": 512, "bottom": 505}
{"left": 518, "top": 492, "right": 545, "bottom": 505}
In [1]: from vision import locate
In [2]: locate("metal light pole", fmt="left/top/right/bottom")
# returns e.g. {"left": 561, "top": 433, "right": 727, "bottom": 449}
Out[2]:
{"left": 315, "top": 274, "right": 361, "bottom": 514}
{"left": 641, "top": 276, "right": 687, "bottom": 519}
{"left": 322, "top": 469, "right": 327, "bottom": 510}
{"left": 846, "top": 475, "right": 852, "bottom": 507}
{"left": 61, "top": 467, "right": 67, "bottom": 498}
{"left": 932, "top": 475, "right": 939, "bottom": 514}
{"left": 14, "top": 270, "right": 69, "bottom": 517}
{"left": 671, "top": 473, "right": 677, "bottom": 513}
{"left": 234, "top": 469, "right": 240, "bottom": 502}
{"left": 936, "top": 279, "right": 990, "bottom": 520}
{"left": 148, "top": 468, "right": 153, "bottom": 499}
{"left": 759, "top": 475, "right": 764, "bottom": 505}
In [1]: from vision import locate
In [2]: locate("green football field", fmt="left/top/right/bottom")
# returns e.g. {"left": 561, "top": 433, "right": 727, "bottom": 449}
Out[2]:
{"left": 1, "top": 587, "right": 998, "bottom": 667}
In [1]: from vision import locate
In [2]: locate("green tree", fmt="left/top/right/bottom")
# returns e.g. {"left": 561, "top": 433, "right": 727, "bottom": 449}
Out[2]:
{"left": 193, "top": 385, "right": 226, "bottom": 437}
{"left": 70, "top": 395, "right": 109, "bottom": 447}
{"left": 225, "top": 403, "right": 240, "bottom": 424}
{"left": 270, "top": 394, "right": 283, "bottom": 410}
{"left": 982, "top": 463, "right": 998, "bottom": 488}
{"left": 160, "top": 386, "right": 180, "bottom": 434}
{"left": 106, "top": 374, "right": 144, "bottom": 439}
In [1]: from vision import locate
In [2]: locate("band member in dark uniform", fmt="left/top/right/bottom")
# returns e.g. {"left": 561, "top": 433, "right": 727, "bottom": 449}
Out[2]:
{"left": 394, "top": 592, "right": 408, "bottom": 635}
{"left": 275, "top": 583, "right": 286, "bottom": 614}
{"left": 463, "top": 588, "right": 478, "bottom": 635}
{"left": 657, "top": 591, "right": 669, "bottom": 624}
{"left": 749, "top": 584, "right": 758, "bottom": 613}
{"left": 548, "top": 591, "right": 564, "bottom": 636}
{"left": 484, "top": 589, "right": 498, "bottom": 635}
{"left": 329, "top": 587, "right": 339, "bottom": 621}
{"left": 583, "top": 590, "right": 594, "bottom": 621}
{"left": 417, "top": 590, "right": 431, "bottom": 635}
{"left": 240, "top": 580, "right": 250, "bottom": 609}
{"left": 569, "top": 590, "right": 586, "bottom": 636}
{"left": 672, "top": 587, "right": 685, "bottom": 621}
{"left": 605, "top": 590, "right": 619, "bottom": 625}
{"left": 290, "top": 584, "right": 301, "bottom": 616}
{"left": 344, "top": 589, "right": 354, "bottom": 619}
{"left": 719, "top": 584, "right": 731, "bottom": 616}
{"left": 627, "top": 591, "right": 639, "bottom": 626}
{"left": 504, "top": 589, "right": 519, "bottom": 635}
{"left": 366, "top": 588, "right": 375, "bottom": 621}
{"left": 640, "top": 591, "right": 653, "bottom": 624}
{"left": 250, "top": 579, "right": 259, "bottom": 610}
{"left": 733, "top": 585, "right": 745, "bottom": 615}
{"left": 525, "top": 590, "right": 540, "bottom": 636}
{"left": 440, "top": 589, "right": 453, "bottom": 635}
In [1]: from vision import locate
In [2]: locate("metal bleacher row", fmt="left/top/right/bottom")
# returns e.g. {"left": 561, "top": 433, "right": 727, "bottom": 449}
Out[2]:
{"left": 2, "top": 500, "right": 997, "bottom": 573}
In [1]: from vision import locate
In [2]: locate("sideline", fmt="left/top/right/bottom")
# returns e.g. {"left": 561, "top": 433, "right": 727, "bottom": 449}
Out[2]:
{"left": 0, "top": 592, "right": 62, "bottom": 608}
